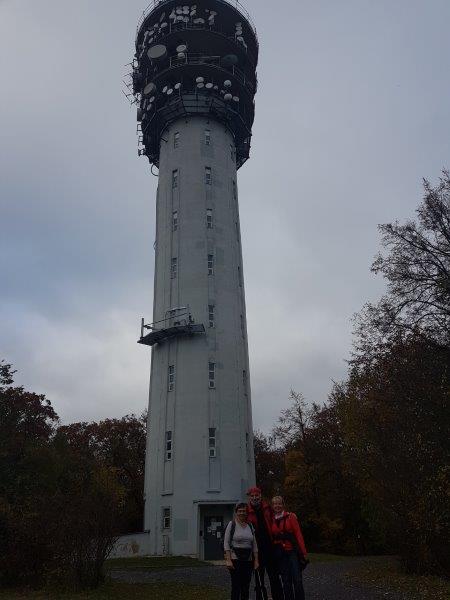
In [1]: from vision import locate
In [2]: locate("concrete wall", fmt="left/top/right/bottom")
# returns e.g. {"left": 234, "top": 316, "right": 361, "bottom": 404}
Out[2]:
{"left": 144, "top": 116, "right": 255, "bottom": 556}
{"left": 110, "top": 532, "right": 151, "bottom": 558}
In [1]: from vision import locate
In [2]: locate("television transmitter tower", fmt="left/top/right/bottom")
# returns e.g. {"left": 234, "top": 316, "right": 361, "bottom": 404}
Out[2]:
{"left": 132, "top": 0, "right": 258, "bottom": 558}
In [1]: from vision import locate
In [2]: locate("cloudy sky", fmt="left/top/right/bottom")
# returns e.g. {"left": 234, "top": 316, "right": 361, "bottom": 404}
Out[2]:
{"left": 1, "top": 0, "right": 449, "bottom": 431}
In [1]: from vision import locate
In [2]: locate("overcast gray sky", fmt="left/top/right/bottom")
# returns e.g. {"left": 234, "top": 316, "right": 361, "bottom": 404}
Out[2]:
{"left": 1, "top": 0, "right": 449, "bottom": 431}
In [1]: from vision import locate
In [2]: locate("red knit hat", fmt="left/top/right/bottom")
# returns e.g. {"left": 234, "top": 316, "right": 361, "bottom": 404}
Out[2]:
{"left": 246, "top": 486, "right": 262, "bottom": 495}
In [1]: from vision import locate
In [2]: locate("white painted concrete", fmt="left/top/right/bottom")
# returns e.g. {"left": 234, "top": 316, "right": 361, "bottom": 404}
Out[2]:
{"left": 143, "top": 116, "right": 255, "bottom": 556}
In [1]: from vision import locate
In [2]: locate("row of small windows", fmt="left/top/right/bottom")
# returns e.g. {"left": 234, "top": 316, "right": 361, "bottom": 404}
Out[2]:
{"left": 169, "top": 254, "right": 241, "bottom": 283}
{"left": 173, "top": 129, "right": 235, "bottom": 159}
{"left": 172, "top": 167, "right": 214, "bottom": 187}
{"left": 172, "top": 208, "right": 213, "bottom": 231}
{"left": 167, "top": 364, "right": 247, "bottom": 393}
{"left": 164, "top": 427, "right": 217, "bottom": 464}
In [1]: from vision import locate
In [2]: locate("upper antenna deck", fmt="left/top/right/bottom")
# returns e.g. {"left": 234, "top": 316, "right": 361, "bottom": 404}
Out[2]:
{"left": 132, "top": 0, "right": 258, "bottom": 168}
{"left": 137, "top": 0, "right": 258, "bottom": 43}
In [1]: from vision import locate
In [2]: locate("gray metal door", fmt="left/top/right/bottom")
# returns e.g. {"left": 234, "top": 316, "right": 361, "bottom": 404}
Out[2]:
{"left": 204, "top": 516, "right": 224, "bottom": 560}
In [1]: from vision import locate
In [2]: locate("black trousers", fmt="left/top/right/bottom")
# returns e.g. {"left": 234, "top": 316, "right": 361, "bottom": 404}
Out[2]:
{"left": 277, "top": 550, "right": 305, "bottom": 600}
{"left": 254, "top": 559, "right": 284, "bottom": 600}
{"left": 229, "top": 560, "right": 254, "bottom": 600}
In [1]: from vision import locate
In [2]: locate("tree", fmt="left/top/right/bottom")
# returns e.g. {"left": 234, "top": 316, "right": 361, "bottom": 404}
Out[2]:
{"left": 0, "top": 361, "right": 135, "bottom": 589}
{"left": 253, "top": 430, "right": 285, "bottom": 497}
{"left": 0, "top": 361, "right": 60, "bottom": 585}
{"left": 355, "top": 171, "right": 450, "bottom": 354}
{"left": 337, "top": 337, "right": 450, "bottom": 575}
{"left": 57, "top": 413, "right": 146, "bottom": 533}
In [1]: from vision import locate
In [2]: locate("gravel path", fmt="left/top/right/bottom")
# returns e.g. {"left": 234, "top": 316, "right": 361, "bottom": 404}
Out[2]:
{"left": 110, "top": 557, "right": 415, "bottom": 599}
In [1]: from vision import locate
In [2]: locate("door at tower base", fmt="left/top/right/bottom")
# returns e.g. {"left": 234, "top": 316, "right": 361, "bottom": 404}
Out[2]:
{"left": 200, "top": 504, "right": 234, "bottom": 560}
{"left": 148, "top": 500, "right": 236, "bottom": 558}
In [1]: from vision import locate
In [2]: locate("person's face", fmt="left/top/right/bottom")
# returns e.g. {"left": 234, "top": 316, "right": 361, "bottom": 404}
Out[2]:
{"left": 272, "top": 497, "right": 284, "bottom": 513}
{"left": 249, "top": 492, "right": 261, "bottom": 506}
{"left": 236, "top": 507, "right": 248, "bottom": 521}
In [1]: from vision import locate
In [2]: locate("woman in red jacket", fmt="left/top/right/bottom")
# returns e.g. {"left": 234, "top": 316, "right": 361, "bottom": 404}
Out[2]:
{"left": 270, "top": 496, "right": 307, "bottom": 600}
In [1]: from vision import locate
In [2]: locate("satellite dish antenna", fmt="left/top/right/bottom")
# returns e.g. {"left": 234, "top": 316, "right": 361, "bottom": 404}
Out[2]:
{"left": 147, "top": 44, "right": 167, "bottom": 61}
{"left": 196, "top": 76, "right": 204, "bottom": 83}
{"left": 143, "top": 82, "right": 157, "bottom": 96}
{"left": 205, "top": 82, "right": 213, "bottom": 89}
{"left": 176, "top": 44, "right": 187, "bottom": 53}
{"left": 162, "top": 85, "right": 168, "bottom": 93}
{"left": 174, "top": 83, "right": 181, "bottom": 90}
{"left": 197, "top": 82, "right": 205, "bottom": 89}
{"left": 224, "top": 93, "right": 232, "bottom": 101}
{"left": 224, "top": 79, "right": 232, "bottom": 88}
{"left": 222, "top": 54, "right": 238, "bottom": 67}
{"left": 233, "top": 96, "right": 239, "bottom": 102}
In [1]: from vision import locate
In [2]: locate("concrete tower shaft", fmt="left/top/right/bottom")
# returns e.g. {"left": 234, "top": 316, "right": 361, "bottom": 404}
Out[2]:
{"left": 145, "top": 116, "right": 254, "bottom": 556}
{"left": 133, "top": 0, "right": 258, "bottom": 558}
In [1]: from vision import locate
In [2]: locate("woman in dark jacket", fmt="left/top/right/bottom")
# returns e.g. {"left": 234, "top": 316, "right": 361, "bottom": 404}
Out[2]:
{"left": 270, "top": 496, "right": 308, "bottom": 600}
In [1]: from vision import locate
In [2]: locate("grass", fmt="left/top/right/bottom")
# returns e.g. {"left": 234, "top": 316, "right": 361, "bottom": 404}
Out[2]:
{"left": 0, "top": 581, "right": 228, "bottom": 600}
{"left": 308, "top": 552, "right": 346, "bottom": 563}
{"left": 105, "top": 555, "right": 208, "bottom": 571}
{"left": 345, "top": 555, "right": 450, "bottom": 600}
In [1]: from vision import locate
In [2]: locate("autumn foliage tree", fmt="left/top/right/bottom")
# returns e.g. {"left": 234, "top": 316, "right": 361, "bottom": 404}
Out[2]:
{"left": 0, "top": 361, "right": 146, "bottom": 589}
{"left": 255, "top": 172, "right": 450, "bottom": 575}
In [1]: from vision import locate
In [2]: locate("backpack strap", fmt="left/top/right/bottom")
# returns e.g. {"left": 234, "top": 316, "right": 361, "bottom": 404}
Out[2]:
{"left": 229, "top": 520, "right": 236, "bottom": 548}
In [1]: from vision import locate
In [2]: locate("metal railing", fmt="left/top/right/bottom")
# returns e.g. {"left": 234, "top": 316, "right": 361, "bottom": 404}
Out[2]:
{"left": 136, "top": 0, "right": 258, "bottom": 42}
{"left": 167, "top": 53, "right": 255, "bottom": 93}
{"left": 137, "top": 19, "right": 258, "bottom": 66}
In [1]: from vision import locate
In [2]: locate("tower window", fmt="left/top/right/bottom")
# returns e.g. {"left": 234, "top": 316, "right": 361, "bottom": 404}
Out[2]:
{"left": 209, "top": 427, "right": 216, "bottom": 457}
{"left": 208, "top": 304, "right": 215, "bottom": 328}
{"left": 168, "top": 365, "right": 175, "bottom": 391}
{"left": 232, "top": 180, "right": 237, "bottom": 200}
{"left": 174, "top": 131, "right": 180, "bottom": 148}
{"left": 171, "top": 257, "right": 177, "bottom": 279}
{"left": 172, "top": 210, "right": 178, "bottom": 231}
{"left": 243, "top": 369, "right": 247, "bottom": 395}
{"left": 162, "top": 507, "right": 171, "bottom": 529}
{"left": 172, "top": 169, "right": 178, "bottom": 188}
{"left": 205, "top": 129, "right": 211, "bottom": 146}
{"left": 246, "top": 432, "right": 250, "bottom": 461}
{"left": 208, "top": 362, "right": 215, "bottom": 388}
{"left": 205, "top": 167, "right": 212, "bottom": 185}
{"left": 165, "top": 431, "right": 173, "bottom": 461}
{"left": 240, "top": 314, "right": 245, "bottom": 338}
{"left": 206, "top": 208, "right": 213, "bottom": 229}
{"left": 207, "top": 254, "right": 214, "bottom": 276}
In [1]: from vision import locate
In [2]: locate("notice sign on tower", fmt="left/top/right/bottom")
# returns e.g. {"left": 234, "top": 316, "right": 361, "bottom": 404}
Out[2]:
{"left": 132, "top": 0, "right": 258, "bottom": 559}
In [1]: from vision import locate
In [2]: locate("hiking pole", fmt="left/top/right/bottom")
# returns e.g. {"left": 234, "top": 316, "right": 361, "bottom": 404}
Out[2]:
{"left": 254, "top": 568, "right": 268, "bottom": 600}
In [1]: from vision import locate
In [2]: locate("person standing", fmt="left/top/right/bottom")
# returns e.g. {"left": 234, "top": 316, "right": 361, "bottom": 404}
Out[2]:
{"left": 224, "top": 502, "right": 259, "bottom": 600}
{"left": 271, "top": 496, "right": 308, "bottom": 600}
{"left": 247, "top": 487, "right": 283, "bottom": 600}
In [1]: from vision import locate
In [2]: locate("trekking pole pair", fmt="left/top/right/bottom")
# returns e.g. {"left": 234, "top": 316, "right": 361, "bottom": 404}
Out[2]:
{"left": 254, "top": 568, "right": 269, "bottom": 600}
